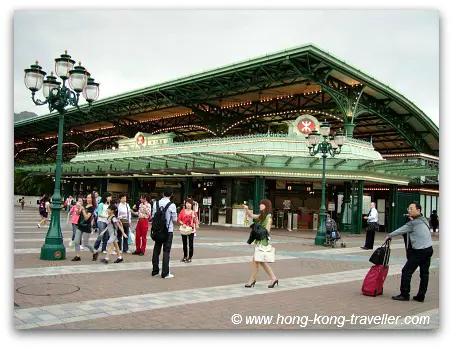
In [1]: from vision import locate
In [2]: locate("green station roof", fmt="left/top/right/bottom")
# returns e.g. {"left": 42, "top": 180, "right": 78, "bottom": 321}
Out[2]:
{"left": 14, "top": 44, "right": 439, "bottom": 164}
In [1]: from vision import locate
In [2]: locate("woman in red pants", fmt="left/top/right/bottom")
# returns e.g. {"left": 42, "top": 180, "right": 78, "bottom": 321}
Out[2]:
{"left": 132, "top": 194, "right": 152, "bottom": 256}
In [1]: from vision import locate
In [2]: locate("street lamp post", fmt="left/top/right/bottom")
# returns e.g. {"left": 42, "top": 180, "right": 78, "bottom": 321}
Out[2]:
{"left": 307, "top": 121, "right": 345, "bottom": 246}
{"left": 24, "top": 51, "right": 99, "bottom": 260}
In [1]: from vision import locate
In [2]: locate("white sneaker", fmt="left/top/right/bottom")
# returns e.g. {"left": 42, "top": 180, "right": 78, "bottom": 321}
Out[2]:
{"left": 102, "top": 251, "right": 107, "bottom": 254}
{"left": 80, "top": 246, "right": 84, "bottom": 250}
{"left": 164, "top": 273, "right": 174, "bottom": 279}
{"left": 69, "top": 240, "right": 74, "bottom": 247}
{"left": 126, "top": 250, "right": 131, "bottom": 254}
{"left": 111, "top": 251, "right": 117, "bottom": 255}
{"left": 37, "top": 224, "right": 41, "bottom": 228}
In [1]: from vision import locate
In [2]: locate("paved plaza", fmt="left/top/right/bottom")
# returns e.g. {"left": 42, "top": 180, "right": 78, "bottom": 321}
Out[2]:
{"left": 13, "top": 207, "right": 439, "bottom": 330}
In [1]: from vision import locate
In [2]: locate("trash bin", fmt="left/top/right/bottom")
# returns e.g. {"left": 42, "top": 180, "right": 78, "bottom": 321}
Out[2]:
{"left": 287, "top": 213, "right": 293, "bottom": 231}
{"left": 292, "top": 213, "right": 298, "bottom": 230}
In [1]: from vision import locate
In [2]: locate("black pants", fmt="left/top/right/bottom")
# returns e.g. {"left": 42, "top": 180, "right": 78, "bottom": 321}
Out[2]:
{"left": 152, "top": 232, "right": 173, "bottom": 277}
{"left": 364, "top": 223, "right": 378, "bottom": 249}
{"left": 400, "top": 246, "right": 433, "bottom": 298}
{"left": 117, "top": 224, "right": 130, "bottom": 252}
{"left": 403, "top": 233, "right": 409, "bottom": 259}
{"left": 182, "top": 234, "right": 194, "bottom": 259}
{"left": 431, "top": 223, "right": 438, "bottom": 233}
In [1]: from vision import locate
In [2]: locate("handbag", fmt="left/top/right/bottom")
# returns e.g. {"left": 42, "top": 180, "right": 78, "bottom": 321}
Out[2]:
{"left": 254, "top": 244, "right": 276, "bottom": 263}
{"left": 179, "top": 224, "right": 192, "bottom": 235}
{"left": 120, "top": 204, "right": 130, "bottom": 227}
{"left": 179, "top": 211, "right": 194, "bottom": 236}
{"left": 369, "top": 239, "right": 391, "bottom": 265}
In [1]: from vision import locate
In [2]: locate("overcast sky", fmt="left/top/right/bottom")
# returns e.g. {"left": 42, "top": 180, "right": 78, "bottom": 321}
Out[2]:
{"left": 13, "top": 9, "right": 439, "bottom": 125}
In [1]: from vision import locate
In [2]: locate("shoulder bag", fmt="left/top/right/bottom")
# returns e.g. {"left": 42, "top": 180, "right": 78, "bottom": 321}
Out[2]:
{"left": 254, "top": 243, "right": 276, "bottom": 263}
{"left": 120, "top": 204, "right": 130, "bottom": 227}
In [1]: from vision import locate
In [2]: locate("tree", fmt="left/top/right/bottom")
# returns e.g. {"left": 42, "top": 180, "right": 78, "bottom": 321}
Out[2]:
{"left": 14, "top": 169, "right": 53, "bottom": 196}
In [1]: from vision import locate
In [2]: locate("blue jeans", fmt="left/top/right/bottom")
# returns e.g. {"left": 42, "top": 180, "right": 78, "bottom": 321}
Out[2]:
{"left": 72, "top": 223, "right": 77, "bottom": 241}
{"left": 94, "top": 221, "right": 108, "bottom": 252}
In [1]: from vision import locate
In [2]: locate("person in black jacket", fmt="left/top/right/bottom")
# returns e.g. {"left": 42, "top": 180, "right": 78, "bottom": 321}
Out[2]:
{"left": 247, "top": 223, "right": 269, "bottom": 245}
{"left": 429, "top": 210, "right": 439, "bottom": 233}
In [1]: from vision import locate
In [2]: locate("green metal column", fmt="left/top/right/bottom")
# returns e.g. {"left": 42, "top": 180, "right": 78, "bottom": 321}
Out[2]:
{"left": 253, "top": 176, "right": 260, "bottom": 214}
{"left": 98, "top": 178, "right": 108, "bottom": 195}
{"left": 350, "top": 181, "right": 357, "bottom": 233}
{"left": 253, "top": 176, "right": 266, "bottom": 214}
{"left": 340, "top": 181, "right": 352, "bottom": 232}
{"left": 388, "top": 184, "right": 398, "bottom": 232}
{"left": 40, "top": 111, "right": 66, "bottom": 261}
{"left": 225, "top": 179, "right": 233, "bottom": 224}
{"left": 314, "top": 153, "right": 328, "bottom": 246}
{"left": 185, "top": 177, "right": 192, "bottom": 199}
{"left": 131, "top": 178, "right": 138, "bottom": 204}
{"left": 355, "top": 181, "right": 364, "bottom": 234}
{"left": 260, "top": 177, "right": 266, "bottom": 202}
{"left": 98, "top": 179, "right": 104, "bottom": 195}
{"left": 344, "top": 120, "right": 356, "bottom": 138}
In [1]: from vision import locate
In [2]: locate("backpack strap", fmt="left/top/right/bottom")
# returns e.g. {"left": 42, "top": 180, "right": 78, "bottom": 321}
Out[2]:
{"left": 162, "top": 201, "right": 173, "bottom": 229}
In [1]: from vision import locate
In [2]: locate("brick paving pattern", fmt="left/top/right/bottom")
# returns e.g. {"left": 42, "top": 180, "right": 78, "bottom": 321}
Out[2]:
{"left": 13, "top": 207, "right": 439, "bottom": 330}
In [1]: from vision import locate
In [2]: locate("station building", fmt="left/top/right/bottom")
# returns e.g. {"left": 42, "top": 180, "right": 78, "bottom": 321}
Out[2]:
{"left": 14, "top": 44, "right": 439, "bottom": 233}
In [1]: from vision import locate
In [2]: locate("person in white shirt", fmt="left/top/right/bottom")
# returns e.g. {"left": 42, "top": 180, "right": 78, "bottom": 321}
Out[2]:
{"left": 151, "top": 188, "right": 177, "bottom": 279}
{"left": 361, "top": 202, "right": 379, "bottom": 250}
{"left": 117, "top": 194, "right": 132, "bottom": 254}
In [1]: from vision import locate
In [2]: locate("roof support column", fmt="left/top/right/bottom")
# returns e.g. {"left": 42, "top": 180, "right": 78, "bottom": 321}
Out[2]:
{"left": 388, "top": 184, "right": 398, "bottom": 234}
{"left": 131, "top": 178, "right": 138, "bottom": 208}
{"left": 354, "top": 181, "right": 364, "bottom": 234}
{"left": 350, "top": 181, "right": 357, "bottom": 234}
{"left": 344, "top": 120, "right": 356, "bottom": 138}
{"left": 339, "top": 181, "right": 352, "bottom": 232}
{"left": 98, "top": 178, "right": 108, "bottom": 195}
{"left": 184, "top": 177, "right": 192, "bottom": 200}
{"left": 253, "top": 176, "right": 265, "bottom": 214}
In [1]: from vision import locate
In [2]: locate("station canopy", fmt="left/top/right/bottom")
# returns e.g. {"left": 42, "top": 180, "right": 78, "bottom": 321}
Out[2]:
{"left": 14, "top": 44, "right": 439, "bottom": 164}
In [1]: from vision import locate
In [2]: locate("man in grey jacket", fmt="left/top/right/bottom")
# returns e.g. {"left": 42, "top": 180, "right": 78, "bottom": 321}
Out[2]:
{"left": 385, "top": 202, "right": 433, "bottom": 302}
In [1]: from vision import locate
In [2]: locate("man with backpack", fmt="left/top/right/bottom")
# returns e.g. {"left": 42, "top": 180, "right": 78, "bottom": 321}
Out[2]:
{"left": 151, "top": 188, "right": 177, "bottom": 279}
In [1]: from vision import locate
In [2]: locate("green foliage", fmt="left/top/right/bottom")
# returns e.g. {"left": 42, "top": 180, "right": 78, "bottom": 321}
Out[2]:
{"left": 14, "top": 169, "right": 53, "bottom": 196}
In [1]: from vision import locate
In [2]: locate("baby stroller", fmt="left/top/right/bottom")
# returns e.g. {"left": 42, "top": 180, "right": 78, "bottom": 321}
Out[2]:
{"left": 324, "top": 216, "right": 346, "bottom": 248}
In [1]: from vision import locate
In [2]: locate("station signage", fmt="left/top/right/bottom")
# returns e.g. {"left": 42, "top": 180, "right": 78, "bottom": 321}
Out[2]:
{"left": 328, "top": 201, "right": 336, "bottom": 211}
{"left": 135, "top": 133, "right": 145, "bottom": 146}
{"left": 297, "top": 119, "right": 316, "bottom": 134}
{"left": 288, "top": 114, "right": 320, "bottom": 136}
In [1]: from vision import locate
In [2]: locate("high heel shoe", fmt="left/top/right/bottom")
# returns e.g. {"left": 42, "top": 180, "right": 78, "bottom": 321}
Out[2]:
{"left": 245, "top": 280, "right": 256, "bottom": 288}
{"left": 268, "top": 279, "right": 279, "bottom": 288}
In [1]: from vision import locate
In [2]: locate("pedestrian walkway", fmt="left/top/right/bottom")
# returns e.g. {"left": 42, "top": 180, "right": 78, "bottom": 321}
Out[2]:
{"left": 13, "top": 207, "right": 439, "bottom": 330}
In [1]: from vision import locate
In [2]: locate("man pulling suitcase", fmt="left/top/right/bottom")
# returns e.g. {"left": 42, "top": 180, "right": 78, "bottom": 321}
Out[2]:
{"left": 385, "top": 201, "right": 433, "bottom": 302}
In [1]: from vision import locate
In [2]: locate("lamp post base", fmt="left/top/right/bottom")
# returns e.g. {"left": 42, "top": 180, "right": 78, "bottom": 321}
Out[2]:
{"left": 314, "top": 233, "right": 327, "bottom": 246}
{"left": 40, "top": 241, "right": 66, "bottom": 261}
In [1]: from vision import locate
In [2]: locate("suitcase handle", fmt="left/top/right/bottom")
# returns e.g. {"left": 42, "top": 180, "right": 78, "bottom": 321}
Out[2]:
{"left": 383, "top": 239, "right": 391, "bottom": 267}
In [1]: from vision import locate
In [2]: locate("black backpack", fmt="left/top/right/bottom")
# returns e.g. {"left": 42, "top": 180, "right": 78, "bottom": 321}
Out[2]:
{"left": 151, "top": 201, "right": 173, "bottom": 242}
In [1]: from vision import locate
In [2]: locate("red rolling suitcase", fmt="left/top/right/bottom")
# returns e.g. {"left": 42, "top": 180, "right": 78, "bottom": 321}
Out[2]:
{"left": 361, "top": 240, "right": 391, "bottom": 296}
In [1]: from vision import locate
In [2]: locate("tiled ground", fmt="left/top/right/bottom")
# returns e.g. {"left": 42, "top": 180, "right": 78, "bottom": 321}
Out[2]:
{"left": 13, "top": 207, "right": 440, "bottom": 330}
